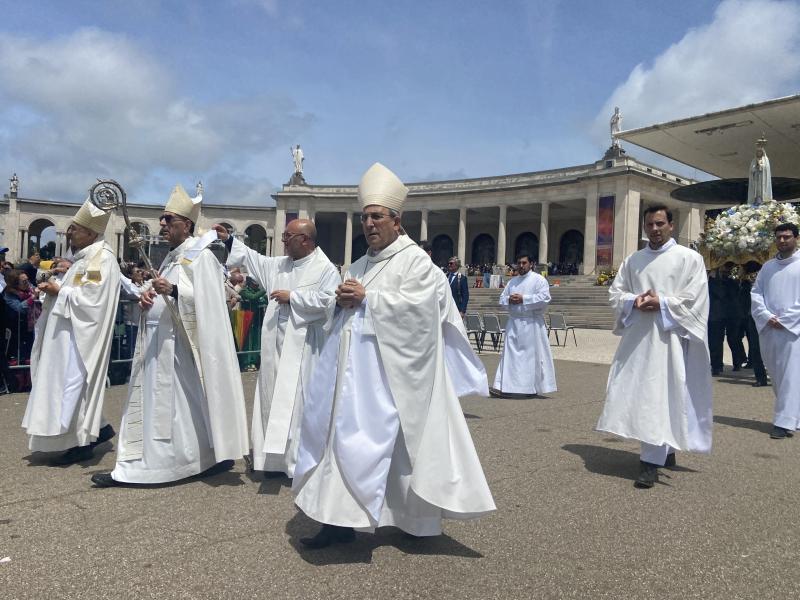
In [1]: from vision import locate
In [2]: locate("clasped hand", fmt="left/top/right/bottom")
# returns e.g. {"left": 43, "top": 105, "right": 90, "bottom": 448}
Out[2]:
{"left": 140, "top": 277, "right": 173, "bottom": 309}
{"left": 767, "top": 316, "right": 785, "bottom": 330}
{"left": 634, "top": 289, "right": 660, "bottom": 312}
{"left": 336, "top": 278, "right": 366, "bottom": 308}
{"left": 509, "top": 293, "right": 524, "bottom": 305}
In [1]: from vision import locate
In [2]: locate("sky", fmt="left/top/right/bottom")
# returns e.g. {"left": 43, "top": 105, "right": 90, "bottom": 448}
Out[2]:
{"left": 1, "top": 0, "right": 799, "bottom": 207}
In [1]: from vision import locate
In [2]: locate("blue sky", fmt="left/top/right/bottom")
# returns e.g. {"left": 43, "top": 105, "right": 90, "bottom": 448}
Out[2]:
{"left": 1, "top": 0, "right": 799, "bottom": 206}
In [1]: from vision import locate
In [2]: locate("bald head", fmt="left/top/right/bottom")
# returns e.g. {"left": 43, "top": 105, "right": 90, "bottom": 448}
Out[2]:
{"left": 283, "top": 218, "right": 317, "bottom": 260}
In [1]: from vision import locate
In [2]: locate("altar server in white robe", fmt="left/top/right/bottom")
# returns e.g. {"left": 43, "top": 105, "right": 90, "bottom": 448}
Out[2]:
{"left": 91, "top": 185, "right": 249, "bottom": 487}
{"left": 293, "top": 163, "right": 496, "bottom": 549}
{"left": 22, "top": 200, "right": 120, "bottom": 464}
{"left": 491, "top": 254, "right": 556, "bottom": 398}
{"left": 751, "top": 222, "right": 800, "bottom": 440}
{"left": 212, "top": 218, "right": 340, "bottom": 477}
{"left": 596, "top": 205, "right": 712, "bottom": 489}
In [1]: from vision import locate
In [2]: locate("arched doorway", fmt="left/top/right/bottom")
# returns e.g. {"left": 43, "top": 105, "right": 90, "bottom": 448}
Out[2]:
{"left": 470, "top": 233, "right": 495, "bottom": 265}
{"left": 352, "top": 235, "right": 368, "bottom": 262}
{"left": 559, "top": 230, "right": 584, "bottom": 268}
{"left": 124, "top": 222, "right": 151, "bottom": 263}
{"left": 432, "top": 234, "right": 454, "bottom": 267}
{"left": 244, "top": 224, "right": 267, "bottom": 255}
{"left": 514, "top": 232, "right": 538, "bottom": 263}
{"left": 28, "top": 219, "right": 56, "bottom": 258}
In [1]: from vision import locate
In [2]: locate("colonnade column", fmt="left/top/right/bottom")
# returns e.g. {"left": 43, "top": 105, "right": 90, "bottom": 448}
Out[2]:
{"left": 344, "top": 211, "right": 353, "bottom": 267}
{"left": 274, "top": 208, "right": 285, "bottom": 257}
{"left": 420, "top": 208, "right": 428, "bottom": 241}
{"left": 457, "top": 207, "right": 467, "bottom": 266}
{"left": 538, "top": 203, "right": 549, "bottom": 265}
{"left": 583, "top": 189, "right": 598, "bottom": 275}
{"left": 20, "top": 229, "right": 28, "bottom": 258}
{"left": 497, "top": 205, "right": 506, "bottom": 266}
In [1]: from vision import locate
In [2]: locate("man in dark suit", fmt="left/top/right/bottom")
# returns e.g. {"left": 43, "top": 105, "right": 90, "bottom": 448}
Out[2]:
{"left": 447, "top": 256, "right": 469, "bottom": 316}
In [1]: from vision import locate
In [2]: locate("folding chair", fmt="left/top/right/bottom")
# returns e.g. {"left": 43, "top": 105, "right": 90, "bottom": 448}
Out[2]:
{"left": 482, "top": 314, "right": 503, "bottom": 351}
{"left": 548, "top": 312, "right": 577, "bottom": 347}
{"left": 464, "top": 313, "right": 485, "bottom": 353}
{"left": 497, "top": 313, "right": 508, "bottom": 340}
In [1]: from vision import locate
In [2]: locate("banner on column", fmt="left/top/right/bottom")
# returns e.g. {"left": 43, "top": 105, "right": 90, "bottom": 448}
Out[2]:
{"left": 596, "top": 195, "right": 615, "bottom": 268}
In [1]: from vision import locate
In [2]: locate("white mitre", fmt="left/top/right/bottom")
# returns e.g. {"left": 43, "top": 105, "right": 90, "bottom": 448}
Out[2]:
{"left": 164, "top": 184, "right": 202, "bottom": 223}
{"left": 358, "top": 162, "right": 408, "bottom": 213}
{"left": 72, "top": 199, "right": 111, "bottom": 234}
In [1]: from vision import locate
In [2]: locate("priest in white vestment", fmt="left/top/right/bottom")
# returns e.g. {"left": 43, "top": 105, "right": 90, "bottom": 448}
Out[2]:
{"left": 293, "top": 163, "right": 496, "bottom": 549}
{"left": 491, "top": 254, "right": 556, "bottom": 398}
{"left": 596, "top": 205, "right": 712, "bottom": 489}
{"left": 751, "top": 223, "right": 800, "bottom": 439}
{"left": 213, "top": 218, "right": 340, "bottom": 477}
{"left": 91, "top": 185, "right": 249, "bottom": 487}
{"left": 22, "top": 200, "right": 120, "bottom": 464}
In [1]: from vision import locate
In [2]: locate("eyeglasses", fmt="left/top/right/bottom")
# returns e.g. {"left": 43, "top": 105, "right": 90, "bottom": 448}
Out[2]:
{"left": 281, "top": 232, "right": 307, "bottom": 242}
{"left": 159, "top": 214, "right": 187, "bottom": 224}
{"left": 360, "top": 212, "right": 393, "bottom": 223}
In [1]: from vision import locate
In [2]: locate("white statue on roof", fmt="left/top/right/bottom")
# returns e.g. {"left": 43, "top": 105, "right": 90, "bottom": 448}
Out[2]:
{"left": 610, "top": 107, "right": 622, "bottom": 147}
{"left": 747, "top": 137, "right": 772, "bottom": 206}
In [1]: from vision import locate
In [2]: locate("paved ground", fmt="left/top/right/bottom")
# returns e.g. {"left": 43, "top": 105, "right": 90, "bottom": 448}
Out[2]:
{"left": 1, "top": 352, "right": 796, "bottom": 599}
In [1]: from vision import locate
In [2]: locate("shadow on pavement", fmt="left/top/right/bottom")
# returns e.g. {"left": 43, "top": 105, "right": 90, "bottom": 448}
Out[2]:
{"left": 285, "top": 511, "right": 483, "bottom": 565}
{"left": 562, "top": 443, "right": 638, "bottom": 481}
{"left": 563, "top": 443, "right": 697, "bottom": 481}
{"left": 716, "top": 376, "right": 760, "bottom": 386}
{"left": 22, "top": 441, "right": 115, "bottom": 469}
{"left": 243, "top": 471, "right": 291, "bottom": 495}
{"left": 713, "top": 415, "right": 773, "bottom": 434}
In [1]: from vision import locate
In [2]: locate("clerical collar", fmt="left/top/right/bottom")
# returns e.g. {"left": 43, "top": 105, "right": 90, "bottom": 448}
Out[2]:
{"left": 777, "top": 249, "right": 799, "bottom": 261}
{"left": 292, "top": 249, "right": 315, "bottom": 267}
{"left": 645, "top": 238, "right": 676, "bottom": 253}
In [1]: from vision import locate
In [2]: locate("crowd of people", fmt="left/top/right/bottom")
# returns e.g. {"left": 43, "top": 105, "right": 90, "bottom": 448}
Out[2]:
{"left": 0, "top": 246, "right": 270, "bottom": 394}
{"left": 11, "top": 165, "right": 800, "bottom": 548}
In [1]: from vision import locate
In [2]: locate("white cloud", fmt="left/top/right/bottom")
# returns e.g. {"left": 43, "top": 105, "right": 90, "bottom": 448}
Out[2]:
{"left": 0, "top": 27, "right": 312, "bottom": 203}
{"left": 593, "top": 0, "right": 800, "bottom": 145}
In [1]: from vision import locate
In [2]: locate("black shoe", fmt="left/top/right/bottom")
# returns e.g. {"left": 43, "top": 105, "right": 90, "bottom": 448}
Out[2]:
{"left": 90, "top": 424, "right": 116, "bottom": 448}
{"left": 263, "top": 471, "right": 285, "bottom": 479}
{"left": 752, "top": 379, "right": 769, "bottom": 387}
{"left": 770, "top": 426, "right": 794, "bottom": 440}
{"left": 300, "top": 524, "right": 356, "bottom": 549}
{"left": 634, "top": 461, "right": 659, "bottom": 489}
{"left": 91, "top": 472, "right": 124, "bottom": 487}
{"left": 732, "top": 365, "right": 741, "bottom": 372}
{"left": 664, "top": 453, "right": 676, "bottom": 468}
{"left": 51, "top": 445, "right": 94, "bottom": 465}
{"left": 711, "top": 368, "right": 722, "bottom": 376}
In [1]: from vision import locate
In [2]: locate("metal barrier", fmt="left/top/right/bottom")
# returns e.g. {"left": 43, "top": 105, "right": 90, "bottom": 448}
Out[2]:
{"left": 1, "top": 298, "right": 267, "bottom": 391}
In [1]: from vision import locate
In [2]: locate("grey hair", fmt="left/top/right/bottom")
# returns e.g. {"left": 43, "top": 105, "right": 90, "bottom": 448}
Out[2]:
{"left": 449, "top": 256, "right": 461, "bottom": 268}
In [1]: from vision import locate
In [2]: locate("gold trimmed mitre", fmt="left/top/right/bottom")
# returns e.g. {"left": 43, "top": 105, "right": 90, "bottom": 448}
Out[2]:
{"left": 72, "top": 198, "right": 111, "bottom": 234}
{"left": 164, "top": 184, "right": 202, "bottom": 223}
{"left": 358, "top": 163, "right": 408, "bottom": 213}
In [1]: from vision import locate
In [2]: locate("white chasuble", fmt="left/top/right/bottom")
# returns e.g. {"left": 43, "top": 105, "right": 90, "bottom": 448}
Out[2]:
{"left": 293, "top": 235, "right": 495, "bottom": 536}
{"left": 596, "top": 240, "right": 713, "bottom": 452}
{"left": 227, "top": 239, "right": 340, "bottom": 475}
{"left": 493, "top": 270, "right": 557, "bottom": 395}
{"left": 113, "top": 236, "right": 249, "bottom": 483}
{"left": 751, "top": 252, "right": 800, "bottom": 430}
{"left": 22, "top": 240, "right": 121, "bottom": 451}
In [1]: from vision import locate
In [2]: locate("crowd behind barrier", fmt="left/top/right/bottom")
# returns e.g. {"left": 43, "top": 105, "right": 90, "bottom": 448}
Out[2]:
{"left": 0, "top": 257, "right": 268, "bottom": 393}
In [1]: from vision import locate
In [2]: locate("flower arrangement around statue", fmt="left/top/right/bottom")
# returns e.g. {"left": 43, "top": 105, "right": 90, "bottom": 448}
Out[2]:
{"left": 595, "top": 268, "right": 617, "bottom": 286}
{"left": 697, "top": 201, "right": 799, "bottom": 267}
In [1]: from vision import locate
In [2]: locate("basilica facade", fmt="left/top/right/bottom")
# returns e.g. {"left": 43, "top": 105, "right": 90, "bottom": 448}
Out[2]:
{"left": 1, "top": 149, "right": 703, "bottom": 272}
{"left": 275, "top": 149, "right": 703, "bottom": 273}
